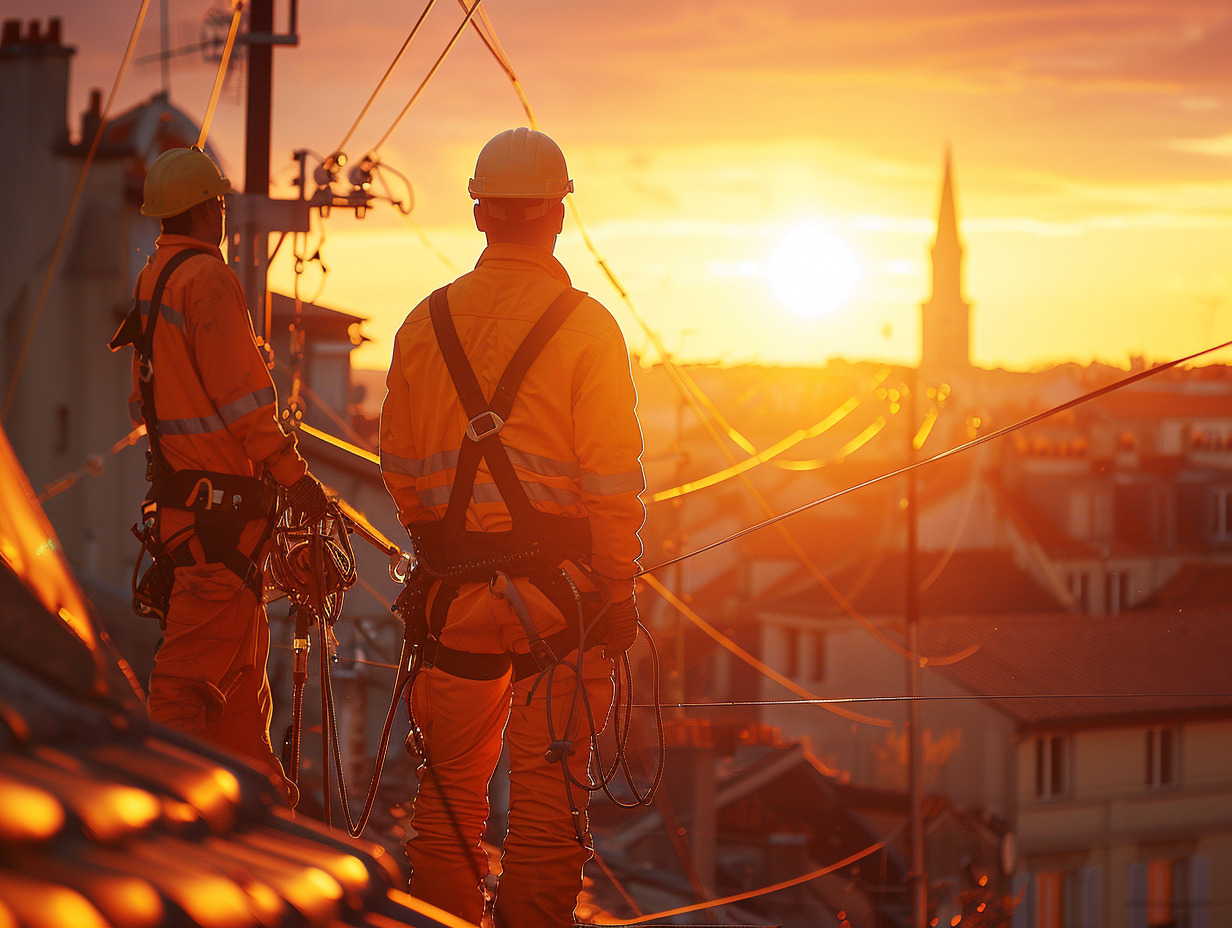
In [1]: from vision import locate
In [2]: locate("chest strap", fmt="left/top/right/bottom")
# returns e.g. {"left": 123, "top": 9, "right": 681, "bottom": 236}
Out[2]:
{"left": 428, "top": 283, "right": 587, "bottom": 534}
{"left": 108, "top": 246, "right": 213, "bottom": 478}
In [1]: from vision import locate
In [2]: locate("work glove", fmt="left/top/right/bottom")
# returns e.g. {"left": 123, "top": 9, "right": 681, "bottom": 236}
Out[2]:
{"left": 602, "top": 593, "right": 639, "bottom": 658}
{"left": 286, "top": 473, "right": 328, "bottom": 524}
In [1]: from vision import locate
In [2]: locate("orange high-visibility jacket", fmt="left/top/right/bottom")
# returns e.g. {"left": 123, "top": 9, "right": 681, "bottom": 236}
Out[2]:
{"left": 380, "top": 243, "right": 645, "bottom": 585}
{"left": 128, "top": 235, "right": 307, "bottom": 487}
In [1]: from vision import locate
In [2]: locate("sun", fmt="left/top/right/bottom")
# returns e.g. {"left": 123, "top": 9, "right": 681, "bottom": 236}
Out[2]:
{"left": 765, "top": 222, "right": 863, "bottom": 319}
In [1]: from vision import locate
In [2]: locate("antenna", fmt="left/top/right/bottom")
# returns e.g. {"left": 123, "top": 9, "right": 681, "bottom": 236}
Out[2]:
{"left": 134, "top": 2, "right": 245, "bottom": 87}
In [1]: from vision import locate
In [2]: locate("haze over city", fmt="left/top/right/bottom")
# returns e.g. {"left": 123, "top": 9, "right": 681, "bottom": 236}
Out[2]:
{"left": 12, "top": 0, "right": 1232, "bottom": 371}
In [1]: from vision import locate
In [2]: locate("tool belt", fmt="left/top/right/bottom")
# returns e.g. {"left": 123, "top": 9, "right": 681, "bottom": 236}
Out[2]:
{"left": 131, "top": 469, "right": 280, "bottom": 623}
{"left": 396, "top": 515, "right": 606, "bottom": 682}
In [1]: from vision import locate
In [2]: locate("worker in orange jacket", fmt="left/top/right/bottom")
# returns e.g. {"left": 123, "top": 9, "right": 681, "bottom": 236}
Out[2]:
{"left": 380, "top": 127, "right": 645, "bottom": 927}
{"left": 110, "top": 147, "right": 327, "bottom": 804}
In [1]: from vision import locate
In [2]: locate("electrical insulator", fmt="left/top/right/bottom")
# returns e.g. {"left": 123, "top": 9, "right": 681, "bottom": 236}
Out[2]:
{"left": 348, "top": 156, "right": 375, "bottom": 190}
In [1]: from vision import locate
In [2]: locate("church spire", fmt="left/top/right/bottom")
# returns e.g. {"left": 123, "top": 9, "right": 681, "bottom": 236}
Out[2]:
{"left": 920, "top": 145, "right": 971, "bottom": 376}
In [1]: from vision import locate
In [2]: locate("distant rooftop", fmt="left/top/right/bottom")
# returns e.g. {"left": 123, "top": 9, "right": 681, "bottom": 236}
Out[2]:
{"left": 921, "top": 604, "right": 1232, "bottom": 730}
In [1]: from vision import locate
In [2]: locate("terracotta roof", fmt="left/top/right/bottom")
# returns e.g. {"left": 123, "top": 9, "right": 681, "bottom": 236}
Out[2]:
{"left": 921, "top": 608, "right": 1232, "bottom": 730}
{"left": 1139, "top": 561, "right": 1232, "bottom": 610}
{"left": 1087, "top": 386, "right": 1232, "bottom": 422}
{"left": 761, "top": 549, "right": 1063, "bottom": 617}
{"left": 0, "top": 424, "right": 452, "bottom": 928}
{"left": 268, "top": 292, "right": 365, "bottom": 328}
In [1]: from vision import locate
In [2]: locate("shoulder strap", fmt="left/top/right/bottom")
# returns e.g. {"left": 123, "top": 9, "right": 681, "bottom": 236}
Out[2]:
{"left": 428, "top": 285, "right": 587, "bottom": 531}
{"left": 133, "top": 248, "right": 212, "bottom": 476}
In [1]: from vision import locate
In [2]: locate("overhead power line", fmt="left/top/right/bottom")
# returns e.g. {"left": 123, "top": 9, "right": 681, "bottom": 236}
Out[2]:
{"left": 369, "top": 0, "right": 484, "bottom": 155}
{"left": 331, "top": 0, "right": 440, "bottom": 158}
{"left": 641, "top": 335, "right": 1232, "bottom": 577}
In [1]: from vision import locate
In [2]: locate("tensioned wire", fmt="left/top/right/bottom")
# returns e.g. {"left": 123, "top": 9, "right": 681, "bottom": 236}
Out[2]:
{"left": 288, "top": 651, "right": 1232, "bottom": 707}
{"left": 367, "top": 0, "right": 485, "bottom": 156}
{"left": 330, "top": 0, "right": 441, "bottom": 158}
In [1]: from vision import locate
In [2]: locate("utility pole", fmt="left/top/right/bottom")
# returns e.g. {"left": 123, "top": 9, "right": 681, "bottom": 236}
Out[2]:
{"left": 906, "top": 369, "right": 927, "bottom": 928}
{"left": 227, "top": 0, "right": 308, "bottom": 341}
{"left": 671, "top": 386, "right": 687, "bottom": 717}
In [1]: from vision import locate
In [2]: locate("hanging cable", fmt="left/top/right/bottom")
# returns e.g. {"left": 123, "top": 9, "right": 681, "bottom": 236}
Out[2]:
{"left": 2, "top": 0, "right": 154, "bottom": 424}
{"left": 368, "top": 0, "right": 485, "bottom": 155}
{"left": 652, "top": 397, "right": 860, "bottom": 502}
{"left": 596, "top": 824, "right": 904, "bottom": 926}
{"left": 37, "top": 426, "right": 146, "bottom": 503}
{"left": 195, "top": 0, "right": 244, "bottom": 148}
{"left": 642, "top": 574, "right": 892, "bottom": 728}
{"left": 642, "top": 336, "right": 1232, "bottom": 577}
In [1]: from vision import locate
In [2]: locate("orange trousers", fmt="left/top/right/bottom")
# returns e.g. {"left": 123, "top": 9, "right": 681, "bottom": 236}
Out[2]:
{"left": 146, "top": 514, "right": 294, "bottom": 803}
{"left": 406, "top": 583, "right": 615, "bottom": 928}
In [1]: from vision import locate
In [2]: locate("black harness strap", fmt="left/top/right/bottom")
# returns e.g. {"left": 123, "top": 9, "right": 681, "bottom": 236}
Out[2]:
{"left": 428, "top": 284, "right": 587, "bottom": 532}
{"left": 128, "top": 247, "right": 213, "bottom": 477}
{"left": 112, "top": 246, "right": 278, "bottom": 604}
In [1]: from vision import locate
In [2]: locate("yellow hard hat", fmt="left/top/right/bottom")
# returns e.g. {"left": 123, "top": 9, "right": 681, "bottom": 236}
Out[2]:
{"left": 468, "top": 128, "right": 573, "bottom": 203}
{"left": 141, "top": 147, "right": 231, "bottom": 218}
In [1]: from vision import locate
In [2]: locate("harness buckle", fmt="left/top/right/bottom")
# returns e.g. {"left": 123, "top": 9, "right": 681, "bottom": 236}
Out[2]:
{"left": 138, "top": 358, "right": 154, "bottom": 383}
{"left": 529, "top": 636, "right": 557, "bottom": 668}
{"left": 466, "top": 410, "right": 504, "bottom": 441}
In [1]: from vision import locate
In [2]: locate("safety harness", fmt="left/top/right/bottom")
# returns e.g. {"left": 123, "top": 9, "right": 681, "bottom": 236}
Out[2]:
{"left": 396, "top": 284, "right": 607, "bottom": 682}
{"left": 109, "top": 247, "right": 279, "bottom": 622}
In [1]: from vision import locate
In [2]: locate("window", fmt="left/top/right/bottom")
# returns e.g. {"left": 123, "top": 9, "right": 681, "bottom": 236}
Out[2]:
{"left": 782, "top": 626, "right": 799, "bottom": 678}
{"left": 1068, "top": 572, "right": 1091, "bottom": 613}
{"left": 1211, "top": 488, "right": 1232, "bottom": 541}
{"left": 1032, "top": 870, "right": 1083, "bottom": 928}
{"left": 1146, "top": 728, "right": 1178, "bottom": 790}
{"left": 1035, "top": 735, "right": 1070, "bottom": 799}
{"left": 810, "top": 631, "right": 826, "bottom": 683}
{"left": 54, "top": 405, "right": 69, "bottom": 455}
{"left": 1130, "top": 858, "right": 1197, "bottom": 928}
{"left": 1147, "top": 860, "right": 1177, "bottom": 927}
{"left": 1104, "top": 570, "right": 1132, "bottom": 615}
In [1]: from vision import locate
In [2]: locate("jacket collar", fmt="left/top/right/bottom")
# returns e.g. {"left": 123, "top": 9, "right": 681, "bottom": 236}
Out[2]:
{"left": 475, "top": 243, "right": 571, "bottom": 286}
{"left": 156, "top": 233, "right": 224, "bottom": 262}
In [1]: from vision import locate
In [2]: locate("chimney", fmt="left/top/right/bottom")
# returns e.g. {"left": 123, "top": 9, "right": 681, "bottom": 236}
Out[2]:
{"left": 47, "top": 18, "right": 62, "bottom": 46}
{"left": 80, "top": 89, "right": 102, "bottom": 146}
{"left": 1, "top": 19, "right": 21, "bottom": 48}
{"left": 662, "top": 719, "right": 717, "bottom": 895}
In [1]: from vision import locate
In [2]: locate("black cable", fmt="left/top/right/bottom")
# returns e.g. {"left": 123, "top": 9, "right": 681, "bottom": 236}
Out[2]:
{"left": 332, "top": 0, "right": 440, "bottom": 157}
{"left": 632, "top": 692, "right": 1232, "bottom": 709}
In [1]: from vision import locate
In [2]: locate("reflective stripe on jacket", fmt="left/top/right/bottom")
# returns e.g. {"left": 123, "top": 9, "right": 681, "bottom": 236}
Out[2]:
{"left": 128, "top": 235, "right": 307, "bottom": 487}
{"left": 380, "top": 243, "right": 645, "bottom": 582}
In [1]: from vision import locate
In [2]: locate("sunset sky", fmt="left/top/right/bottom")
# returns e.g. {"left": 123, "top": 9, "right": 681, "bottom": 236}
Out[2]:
{"left": 18, "top": 0, "right": 1232, "bottom": 371}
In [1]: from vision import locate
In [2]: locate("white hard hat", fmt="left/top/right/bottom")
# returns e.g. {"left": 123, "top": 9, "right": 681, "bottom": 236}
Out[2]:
{"left": 468, "top": 128, "right": 573, "bottom": 213}
{"left": 141, "top": 147, "right": 231, "bottom": 218}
